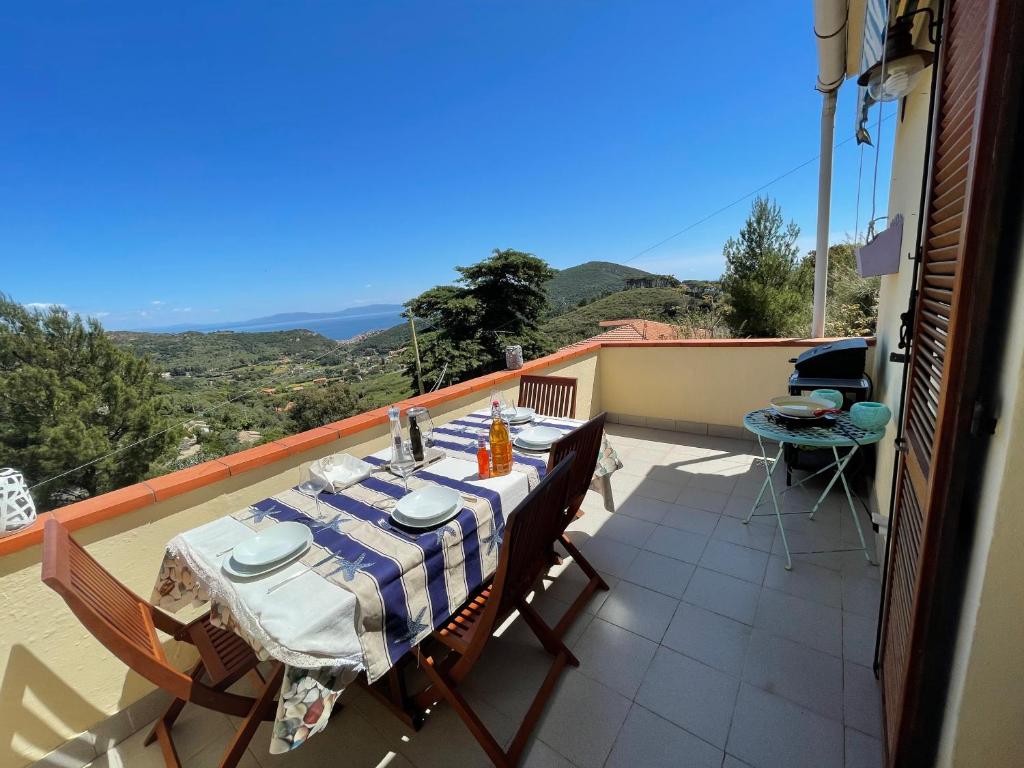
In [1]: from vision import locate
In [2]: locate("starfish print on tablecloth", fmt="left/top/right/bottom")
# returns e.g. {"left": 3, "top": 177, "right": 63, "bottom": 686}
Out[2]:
{"left": 312, "top": 514, "right": 351, "bottom": 535}
{"left": 393, "top": 607, "right": 430, "bottom": 646}
{"left": 481, "top": 525, "right": 503, "bottom": 555}
{"left": 431, "top": 523, "right": 457, "bottom": 547}
{"left": 322, "top": 552, "right": 375, "bottom": 582}
{"left": 243, "top": 504, "right": 277, "bottom": 525}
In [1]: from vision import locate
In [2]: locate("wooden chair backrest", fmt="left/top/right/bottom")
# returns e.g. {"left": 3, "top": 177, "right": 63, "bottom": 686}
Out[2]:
{"left": 41, "top": 518, "right": 195, "bottom": 701}
{"left": 548, "top": 412, "right": 607, "bottom": 531}
{"left": 490, "top": 454, "right": 574, "bottom": 624}
{"left": 518, "top": 375, "right": 577, "bottom": 419}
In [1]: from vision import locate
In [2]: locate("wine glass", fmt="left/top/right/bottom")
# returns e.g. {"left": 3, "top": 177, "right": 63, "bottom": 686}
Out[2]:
{"left": 297, "top": 466, "right": 331, "bottom": 517}
{"left": 418, "top": 410, "right": 435, "bottom": 449}
{"left": 392, "top": 441, "right": 416, "bottom": 495}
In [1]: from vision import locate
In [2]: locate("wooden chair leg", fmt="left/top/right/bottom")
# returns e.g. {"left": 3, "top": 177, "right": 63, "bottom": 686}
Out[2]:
{"left": 518, "top": 600, "right": 579, "bottom": 667}
{"left": 151, "top": 721, "right": 183, "bottom": 768}
{"left": 552, "top": 536, "right": 609, "bottom": 640}
{"left": 361, "top": 658, "right": 425, "bottom": 730}
{"left": 145, "top": 661, "right": 207, "bottom": 747}
{"left": 217, "top": 663, "right": 284, "bottom": 768}
{"left": 420, "top": 657, "right": 511, "bottom": 768}
{"left": 144, "top": 700, "right": 184, "bottom": 748}
{"left": 246, "top": 667, "right": 266, "bottom": 690}
{"left": 560, "top": 535, "right": 608, "bottom": 590}
{"left": 505, "top": 648, "right": 572, "bottom": 766}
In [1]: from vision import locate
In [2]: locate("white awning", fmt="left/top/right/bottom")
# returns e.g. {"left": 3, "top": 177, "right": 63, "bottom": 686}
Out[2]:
{"left": 856, "top": 0, "right": 889, "bottom": 143}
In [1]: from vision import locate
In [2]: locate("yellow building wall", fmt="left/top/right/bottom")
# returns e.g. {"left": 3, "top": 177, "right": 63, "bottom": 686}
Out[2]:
{"left": 599, "top": 343, "right": 865, "bottom": 430}
{"left": 934, "top": 215, "right": 1024, "bottom": 767}
{"left": 0, "top": 353, "right": 598, "bottom": 768}
{"left": 868, "top": 68, "right": 933, "bottom": 521}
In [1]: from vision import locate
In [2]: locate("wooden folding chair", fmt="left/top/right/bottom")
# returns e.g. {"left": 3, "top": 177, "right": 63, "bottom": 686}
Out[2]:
{"left": 41, "top": 519, "right": 282, "bottom": 768}
{"left": 546, "top": 413, "right": 611, "bottom": 638}
{"left": 410, "top": 455, "right": 579, "bottom": 767}
{"left": 517, "top": 375, "right": 577, "bottom": 418}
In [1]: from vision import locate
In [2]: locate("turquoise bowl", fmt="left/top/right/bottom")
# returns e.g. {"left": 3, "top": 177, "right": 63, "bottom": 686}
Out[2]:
{"left": 850, "top": 401, "right": 892, "bottom": 431}
{"left": 810, "top": 389, "right": 844, "bottom": 410}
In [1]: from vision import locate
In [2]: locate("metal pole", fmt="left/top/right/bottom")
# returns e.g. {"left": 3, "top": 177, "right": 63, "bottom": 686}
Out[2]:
{"left": 408, "top": 315, "right": 424, "bottom": 395}
{"left": 812, "top": 90, "right": 838, "bottom": 338}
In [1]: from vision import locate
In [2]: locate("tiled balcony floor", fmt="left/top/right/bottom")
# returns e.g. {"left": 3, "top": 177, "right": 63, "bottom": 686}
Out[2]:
{"left": 86, "top": 424, "right": 884, "bottom": 768}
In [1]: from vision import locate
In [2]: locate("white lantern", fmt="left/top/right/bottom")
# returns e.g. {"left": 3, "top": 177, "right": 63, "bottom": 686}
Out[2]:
{"left": 0, "top": 469, "right": 37, "bottom": 537}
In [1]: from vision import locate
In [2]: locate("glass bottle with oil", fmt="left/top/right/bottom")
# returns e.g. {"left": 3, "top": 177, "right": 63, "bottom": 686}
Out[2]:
{"left": 489, "top": 399, "right": 512, "bottom": 476}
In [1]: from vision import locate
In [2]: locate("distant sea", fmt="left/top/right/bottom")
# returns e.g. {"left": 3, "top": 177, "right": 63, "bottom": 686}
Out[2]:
{"left": 223, "top": 310, "right": 405, "bottom": 341}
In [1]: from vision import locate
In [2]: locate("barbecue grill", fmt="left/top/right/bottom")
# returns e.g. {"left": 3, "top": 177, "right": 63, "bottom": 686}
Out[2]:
{"left": 784, "top": 339, "right": 872, "bottom": 484}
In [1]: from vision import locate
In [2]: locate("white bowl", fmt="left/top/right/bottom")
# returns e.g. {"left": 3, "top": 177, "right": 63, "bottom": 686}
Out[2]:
{"left": 311, "top": 454, "right": 373, "bottom": 491}
{"left": 503, "top": 406, "right": 536, "bottom": 424}
{"left": 232, "top": 521, "right": 313, "bottom": 568}
{"left": 769, "top": 395, "right": 832, "bottom": 419}
{"left": 393, "top": 486, "right": 461, "bottom": 528}
{"left": 514, "top": 425, "right": 562, "bottom": 448}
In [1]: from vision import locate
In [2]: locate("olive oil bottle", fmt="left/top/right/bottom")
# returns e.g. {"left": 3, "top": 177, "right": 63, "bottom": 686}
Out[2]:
{"left": 489, "top": 400, "right": 512, "bottom": 476}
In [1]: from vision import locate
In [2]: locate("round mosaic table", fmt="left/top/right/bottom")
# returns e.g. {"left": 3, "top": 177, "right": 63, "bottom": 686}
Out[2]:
{"left": 742, "top": 408, "right": 885, "bottom": 570}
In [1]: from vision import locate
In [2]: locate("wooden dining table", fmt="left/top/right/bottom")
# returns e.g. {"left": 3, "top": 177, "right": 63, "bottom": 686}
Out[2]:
{"left": 151, "top": 409, "right": 621, "bottom": 754}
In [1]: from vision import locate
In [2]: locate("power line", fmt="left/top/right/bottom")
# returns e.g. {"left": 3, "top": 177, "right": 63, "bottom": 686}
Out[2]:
{"left": 621, "top": 112, "right": 896, "bottom": 266}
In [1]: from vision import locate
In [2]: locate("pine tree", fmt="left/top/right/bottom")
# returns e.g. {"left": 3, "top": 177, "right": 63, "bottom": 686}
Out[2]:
{"left": 289, "top": 381, "right": 362, "bottom": 432}
{"left": 0, "top": 296, "right": 178, "bottom": 509}
{"left": 404, "top": 249, "right": 557, "bottom": 384}
{"left": 721, "top": 197, "right": 805, "bottom": 337}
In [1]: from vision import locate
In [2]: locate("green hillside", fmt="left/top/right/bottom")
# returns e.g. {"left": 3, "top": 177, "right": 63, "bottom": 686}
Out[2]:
{"left": 346, "top": 262, "right": 709, "bottom": 356}
{"left": 109, "top": 329, "right": 338, "bottom": 374}
{"left": 541, "top": 287, "right": 692, "bottom": 347}
{"left": 544, "top": 261, "right": 657, "bottom": 311}
{"left": 348, "top": 321, "right": 411, "bottom": 354}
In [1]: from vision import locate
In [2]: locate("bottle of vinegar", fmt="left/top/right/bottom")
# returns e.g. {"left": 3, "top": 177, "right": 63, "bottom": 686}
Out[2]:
{"left": 489, "top": 400, "right": 512, "bottom": 476}
{"left": 408, "top": 412, "right": 424, "bottom": 462}
{"left": 476, "top": 435, "right": 490, "bottom": 479}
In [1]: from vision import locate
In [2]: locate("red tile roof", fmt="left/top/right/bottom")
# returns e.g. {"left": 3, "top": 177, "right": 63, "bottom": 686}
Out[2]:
{"left": 565, "top": 318, "right": 680, "bottom": 348}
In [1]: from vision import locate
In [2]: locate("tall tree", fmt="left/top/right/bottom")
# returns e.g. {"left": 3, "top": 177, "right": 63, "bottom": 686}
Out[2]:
{"left": 289, "top": 381, "right": 362, "bottom": 432}
{"left": 0, "top": 296, "right": 178, "bottom": 509}
{"left": 405, "top": 249, "right": 556, "bottom": 384}
{"left": 795, "top": 241, "right": 880, "bottom": 336}
{"left": 721, "top": 197, "right": 805, "bottom": 337}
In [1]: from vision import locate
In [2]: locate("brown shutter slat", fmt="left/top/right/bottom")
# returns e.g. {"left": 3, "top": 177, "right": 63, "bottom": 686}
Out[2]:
{"left": 929, "top": 195, "right": 966, "bottom": 231}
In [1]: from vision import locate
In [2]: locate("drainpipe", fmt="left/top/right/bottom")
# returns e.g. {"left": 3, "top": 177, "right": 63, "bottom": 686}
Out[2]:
{"left": 812, "top": 0, "right": 848, "bottom": 338}
{"left": 812, "top": 90, "right": 838, "bottom": 338}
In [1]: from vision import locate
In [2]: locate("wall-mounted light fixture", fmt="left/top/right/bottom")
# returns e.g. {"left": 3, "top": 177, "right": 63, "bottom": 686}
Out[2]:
{"left": 857, "top": 8, "right": 939, "bottom": 102}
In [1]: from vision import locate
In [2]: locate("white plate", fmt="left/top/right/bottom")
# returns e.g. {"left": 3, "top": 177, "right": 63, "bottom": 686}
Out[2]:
{"left": 392, "top": 486, "right": 461, "bottom": 528}
{"left": 515, "top": 425, "right": 562, "bottom": 448}
{"left": 502, "top": 406, "right": 536, "bottom": 424}
{"left": 223, "top": 543, "right": 310, "bottom": 578}
{"left": 512, "top": 437, "right": 550, "bottom": 453}
{"left": 232, "top": 521, "right": 314, "bottom": 568}
{"left": 769, "top": 395, "right": 832, "bottom": 419}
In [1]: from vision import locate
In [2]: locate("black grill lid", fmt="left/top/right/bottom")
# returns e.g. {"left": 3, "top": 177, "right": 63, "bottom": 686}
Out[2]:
{"left": 792, "top": 338, "right": 868, "bottom": 379}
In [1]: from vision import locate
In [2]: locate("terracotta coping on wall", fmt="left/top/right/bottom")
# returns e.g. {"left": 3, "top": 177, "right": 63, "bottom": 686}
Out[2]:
{"left": 0, "top": 337, "right": 869, "bottom": 556}
{"left": 598, "top": 337, "right": 876, "bottom": 348}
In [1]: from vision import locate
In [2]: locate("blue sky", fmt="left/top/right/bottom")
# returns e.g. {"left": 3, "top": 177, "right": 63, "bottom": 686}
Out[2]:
{"left": 3, "top": 1, "right": 893, "bottom": 330}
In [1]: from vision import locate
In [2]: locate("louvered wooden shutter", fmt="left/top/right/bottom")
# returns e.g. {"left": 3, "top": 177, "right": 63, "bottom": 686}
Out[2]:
{"left": 878, "top": 0, "right": 1022, "bottom": 763}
